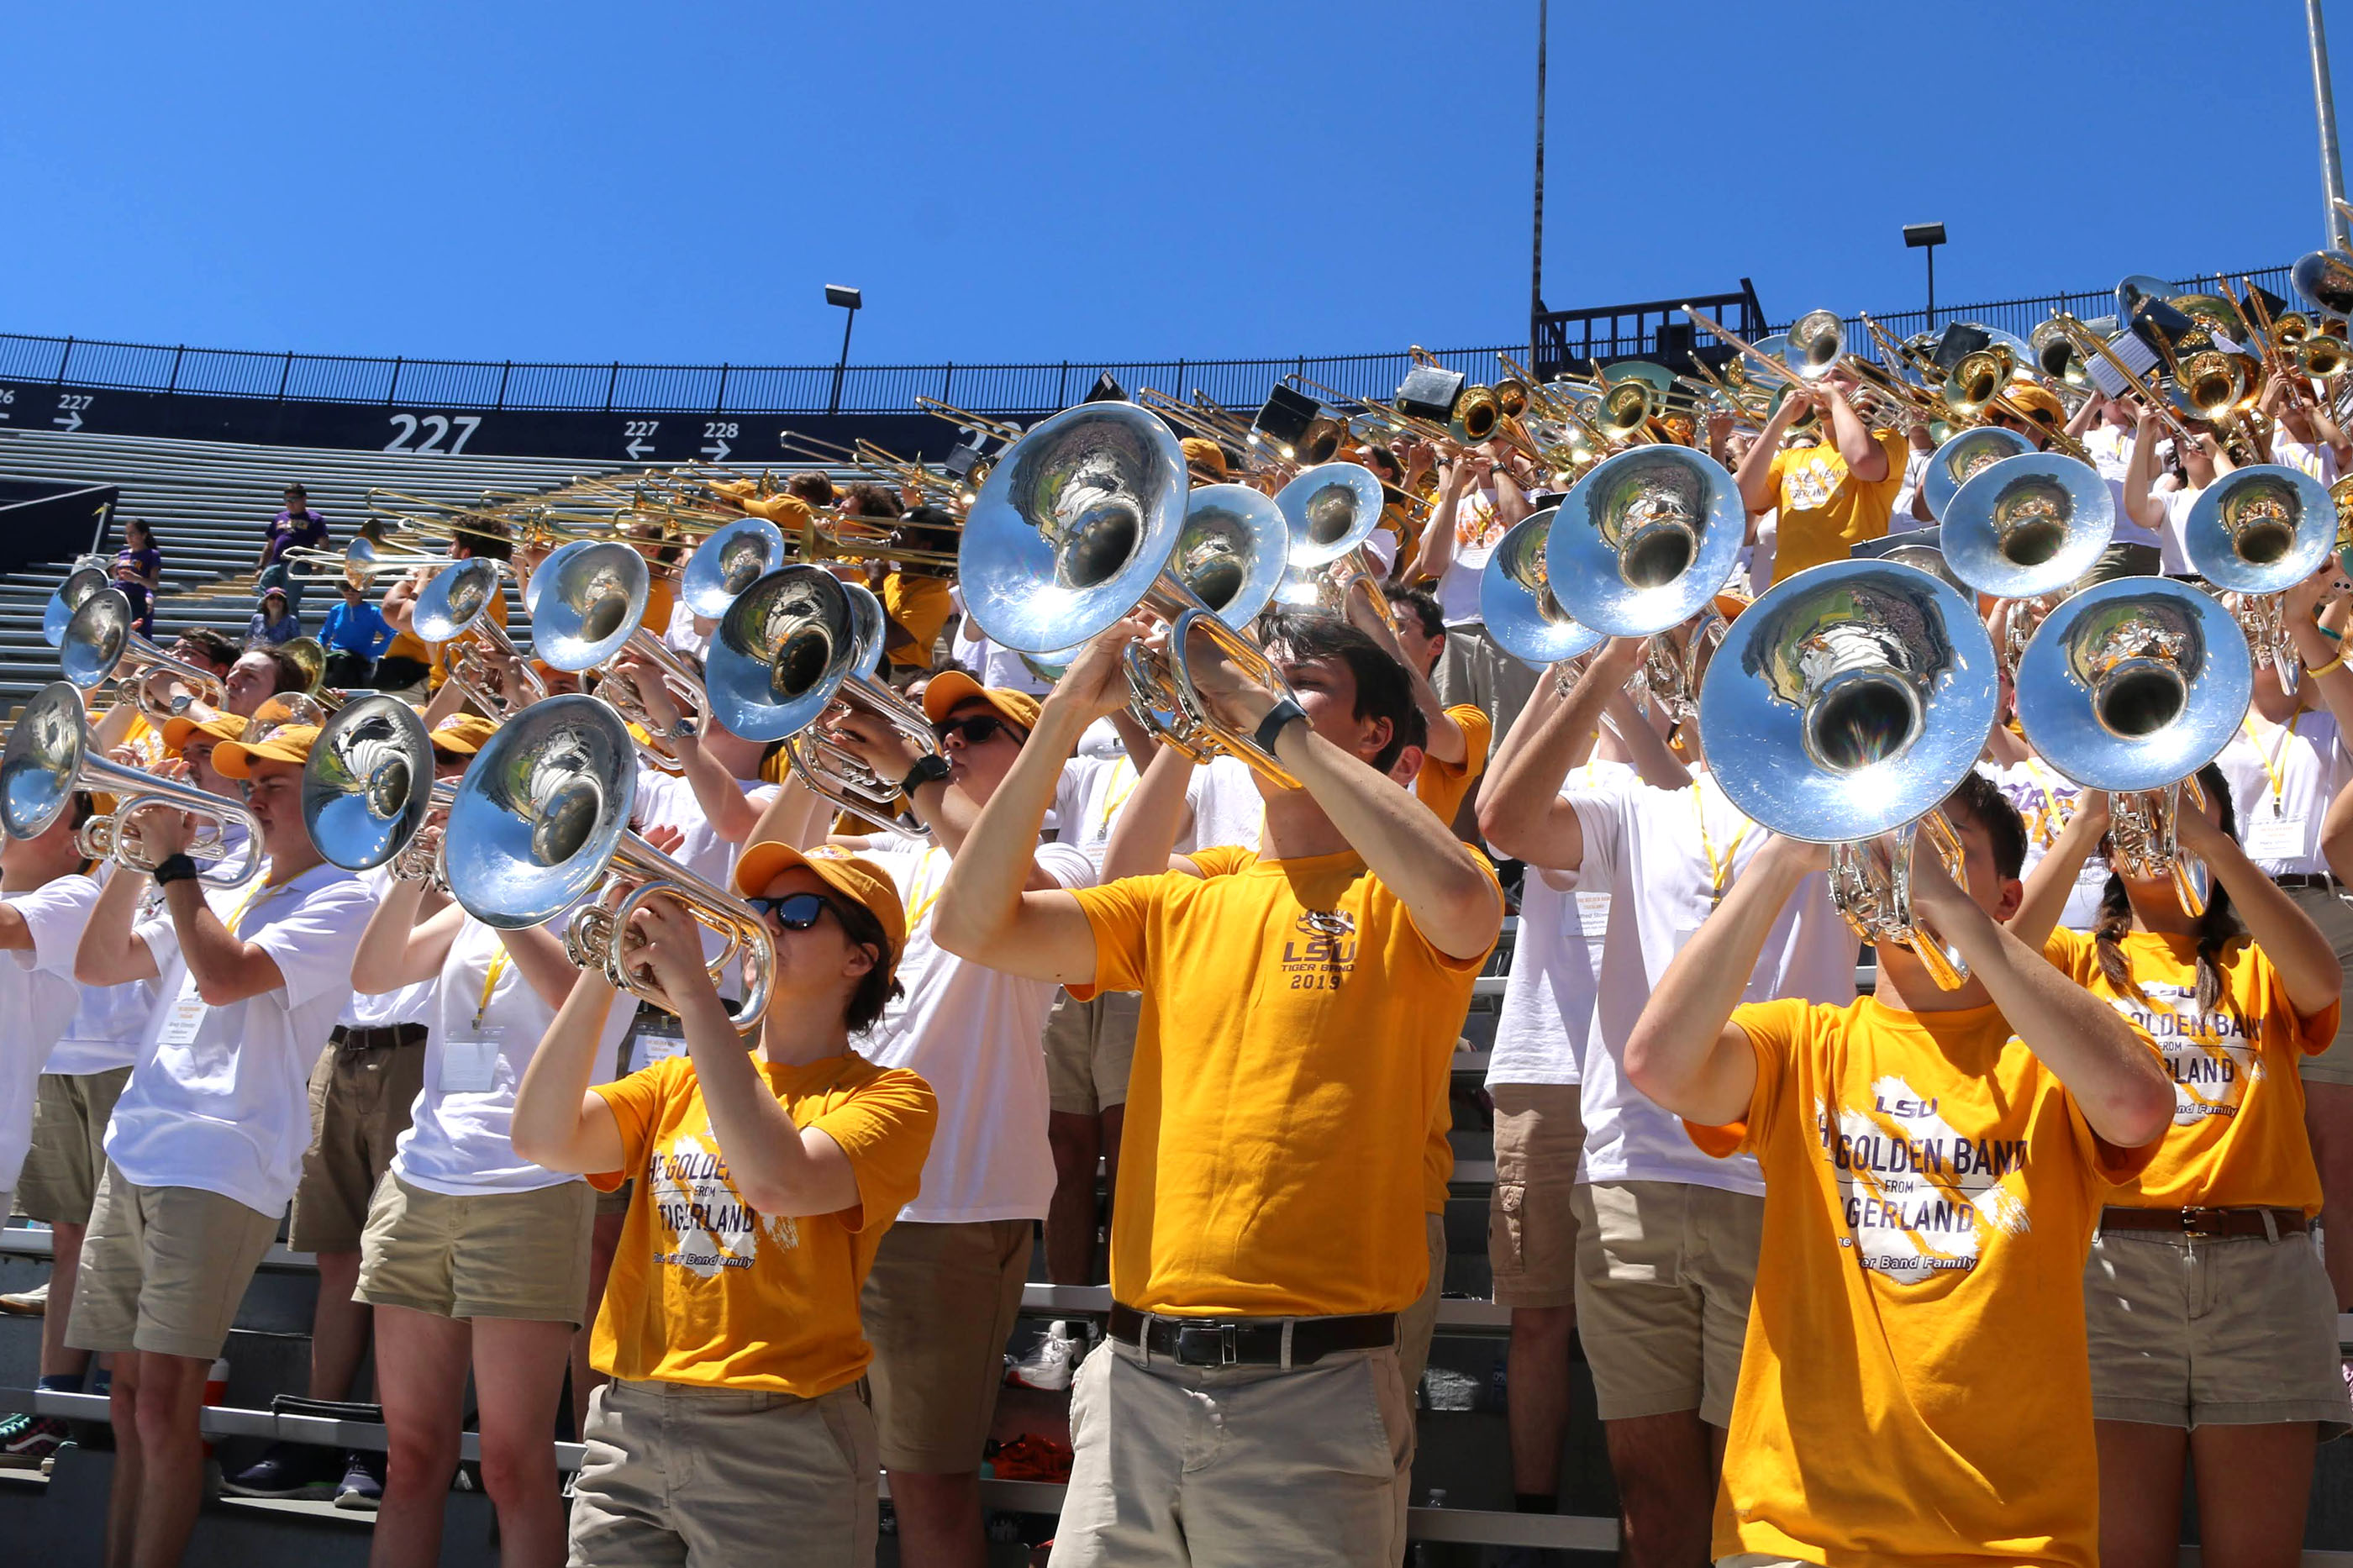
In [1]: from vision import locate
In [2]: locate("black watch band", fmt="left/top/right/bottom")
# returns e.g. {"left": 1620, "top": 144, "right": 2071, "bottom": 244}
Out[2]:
{"left": 1252, "top": 698, "right": 1308, "bottom": 757}
{"left": 152, "top": 854, "right": 200, "bottom": 887}
{"left": 899, "top": 754, "right": 952, "bottom": 794}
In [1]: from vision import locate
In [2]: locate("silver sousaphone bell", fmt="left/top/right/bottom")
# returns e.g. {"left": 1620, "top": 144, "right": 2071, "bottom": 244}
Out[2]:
{"left": 300, "top": 694, "right": 448, "bottom": 882}
{"left": 1271, "top": 462, "right": 1390, "bottom": 618}
{"left": 2182, "top": 464, "right": 2338, "bottom": 689}
{"left": 442, "top": 694, "right": 776, "bottom": 1023}
{"left": 1481, "top": 508, "right": 1603, "bottom": 668}
{"left": 0, "top": 680, "right": 262, "bottom": 887}
{"left": 2013, "top": 576, "right": 2251, "bottom": 917}
{"left": 1545, "top": 445, "right": 1744, "bottom": 637}
{"left": 1941, "top": 451, "right": 2116, "bottom": 602}
{"left": 1918, "top": 425, "right": 2036, "bottom": 523}
{"left": 1699, "top": 560, "right": 2001, "bottom": 990}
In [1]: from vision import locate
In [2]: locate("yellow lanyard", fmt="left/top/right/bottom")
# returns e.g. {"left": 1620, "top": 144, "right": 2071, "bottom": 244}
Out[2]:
{"left": 224, "top": 877, "right": 294, "bottom": 937}
{"left": 1692, "top": 781, "right": 1753, "bottom": 906}
{"left": 903, "top": 848, "right": 949, "bottom": 929}
{"left": 1093, "top": 761, "right": 1140, "bottom": 839}
{"left": 471, "top": 944, "right": 511, "bottom": 1033}
{"left": 2021, "top": 760, "right": 2071, "bottom": 847}
{"left": 2242, "top": 712, "right": 2303, "bottom": 810}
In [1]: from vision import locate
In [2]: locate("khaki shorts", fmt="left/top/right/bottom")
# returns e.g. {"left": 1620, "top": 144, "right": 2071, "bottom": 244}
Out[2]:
{"left": 16, "top": 1066, "right": 134, "bottom": 1225}
{"left": 1487, "top": 1082, "right": 1587, "bottom": 1309}
{"left": 1571, "top": 1180, "right": 1762, "bottom": 1426}
{"left": 1043, "top": 988, "right": 1140, "bottom": 1116}
{"left": 859, "top": 1217, "right": 1030, "bottom": 1473}
{"left": 355, "top": 1172, "right": 595, "bottom": 1326}
{"left": 66, "top": 1161, "right": 279, "bottom": 1361}
{"left": 2286, "top": 884, "right": 2353, "bottom": 1084}
{"left": 288, "top": 1032, "right": 428, "bottom": 1254}
{"left": 2085, "top": 1222, "right": 2353, "bottom": 1433}
{"left": 1051, "top": 1339, "right": 1413, "bottom": 1566}
{"left": 1398, "top": 1211, "right": 1448, "bottom": 1397}
{"left": 567, "top": 1376, "right": 878, "bottom": 1568}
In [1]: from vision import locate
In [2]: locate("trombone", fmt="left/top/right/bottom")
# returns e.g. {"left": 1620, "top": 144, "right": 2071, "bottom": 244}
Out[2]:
{"left": 2047, "top": 314, "right": 2200, "bottom": 446}
{"left": 0, "top": 681, "right": 262, "bottom": 888}
{"left": 284, "top": 534, "right": 444, "bottom": 591}
{"left": 442, "top": 694, "right": 776, "bottom": 1023}
{"left": 2011, "top": 576, "right": 2254, "bottom": 917}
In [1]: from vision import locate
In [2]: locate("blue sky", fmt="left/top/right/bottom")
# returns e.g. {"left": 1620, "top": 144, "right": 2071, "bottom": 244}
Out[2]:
{"left": 3, "top": 1, "right": 2347, "bottom": 368}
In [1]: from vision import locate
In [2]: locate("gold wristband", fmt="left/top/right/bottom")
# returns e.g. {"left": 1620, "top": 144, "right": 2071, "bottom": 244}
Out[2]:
{"left": 2308, "top": 652, "right": 2345, "bottom": 679}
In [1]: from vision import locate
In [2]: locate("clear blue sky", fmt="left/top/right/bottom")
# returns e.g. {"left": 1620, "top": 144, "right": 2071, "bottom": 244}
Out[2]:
{"left": 4, "top": 1, "right": 2347, "bottom": 369}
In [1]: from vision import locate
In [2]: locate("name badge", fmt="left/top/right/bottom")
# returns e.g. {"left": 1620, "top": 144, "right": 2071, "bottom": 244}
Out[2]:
{"left": 1671, "top": 925, "right": 1701, "bottom": 958}
{"left": 1575, "top": 891, "right": 1612, "bottom": 943}
{"left": 154, "top": 985, "right": 207, "bottom": 1048}
{"left": 2246, "top": 814, "right": 2308, "bottom": 860}
{"left": 439, "top": 1033, "right": 503, "bottom": 1093}
{"left": 629, "top": 1018, "right": 688, "bottom": 1076}
{"left": 2076, "top": 855, "right": 2111, "bottom": 891}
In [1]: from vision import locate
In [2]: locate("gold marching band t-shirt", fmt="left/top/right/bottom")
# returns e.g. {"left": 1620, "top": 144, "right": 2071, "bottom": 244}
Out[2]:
{"left": 1687, "top": 988, "right": 2152, "bottom": 1568}
{"left": 1071, "top": 845, "right": 1496, "bottom": 1318}
{"left": 1764, "top": 428, "right": 1908, "bottom": 583}
{"left": 2045, "top": 927, "right": 2337, "bottom": 1212}
{"left": 589, "top": 1051, "right": 936, "bottom": 1396}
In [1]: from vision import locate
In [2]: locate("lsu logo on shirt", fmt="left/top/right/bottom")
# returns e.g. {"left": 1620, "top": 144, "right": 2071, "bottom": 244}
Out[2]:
{"left": 1281, "top": 909, "right": 1357, "bottom": 992}
{"left": 1779, "top": 447, "right": 1852, "bottom": 512}
{"left": 2103, "top": 986, "right": 2257, "bottom": 1125}
{"left": 645, "top": 1129, "right": 801, "bottom": 1278}
{"left": 1813, "top": 1071, "right": 2034, "bottom": 1283}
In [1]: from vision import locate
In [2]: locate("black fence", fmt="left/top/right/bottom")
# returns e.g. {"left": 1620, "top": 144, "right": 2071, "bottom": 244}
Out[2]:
{"left": 0, "top": 263, "right": 2303, "bottom": 418}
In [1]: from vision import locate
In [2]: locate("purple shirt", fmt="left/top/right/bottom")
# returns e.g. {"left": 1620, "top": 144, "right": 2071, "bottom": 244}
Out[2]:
{"left": 265, "top": 508, "right": 329, "bottom": 565}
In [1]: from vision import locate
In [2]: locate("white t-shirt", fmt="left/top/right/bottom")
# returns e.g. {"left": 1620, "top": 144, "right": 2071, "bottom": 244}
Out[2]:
{"left": 2082, "top": 422, "right": 2135, "bottom": 484}
{"left": 2157, "top": 486, "right": 2199, "bottom": 575}
{"left": 1487, "top": 761, "right": 1634, "bottom": 1089}
{"left": 1187, "top": 755, "right": 1266, "bottom": 854}
{"left": 663, "top": 597, "right": 709, "bottom": 660}
{"left": 1074, "top": 717, "right": 1128, "bottom": 762}
{"left": 1436, "top": 487, "right": 1503, "bottom": 627}
{"left": 1568, "top": 771, "right": 1859, "bottom": 1193}
{"left": 945, "top": 586, "right": 1051, "bottom": 696}
{"left": 392, "top": 918, "right": 634, "bottom": 1197}
{"left": 1054, "top": 754, "right": 1145, "bottom": 874}
{"left": 634, "top": 767, "right": 779, "bottom": 977}
{"left": 861, "top": 839, "right": 1096, "bottom": 1223}
{"left": 106, "top": 861, "right": 375, "bottom": 1214}
{"left": 2218, "top": 709, "right": 2348, "bottom": 877}
{"left": 1981, "top": 759, "right": 2109, "bottom": 929}
{"left": 28, "top": 866, "right": 150, "bottom": 1076}
{"left": 1888, "top": 448, "right": 1932, "bottom": 526}
{"left": 2274, "top": 429, "right": 2343, "bottom": 487}
{"left": 0, "top": 876, "right": 103, "bottom": 1191}
{"left": 340, "top": 866, "right": 439, "bottom": 1031}
{"left": 2106, "top": 472, "right": 2161, "bottom": 552}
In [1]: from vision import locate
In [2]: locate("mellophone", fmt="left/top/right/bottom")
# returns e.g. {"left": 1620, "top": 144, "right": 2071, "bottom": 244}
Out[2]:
{"left": 8, "top": 255, "right": 2352, "bottom": 1014}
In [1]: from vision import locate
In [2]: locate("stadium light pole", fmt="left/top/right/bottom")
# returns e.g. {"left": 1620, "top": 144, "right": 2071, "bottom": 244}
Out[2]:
{"left": 1903, "top": 223, "right": 1946, "bottom": 333}
{"left": 2309, "top": 0, "right": 2351, "bottom": 251}
{"left": 826, "top": 285, "right": 863, "bottom": 416}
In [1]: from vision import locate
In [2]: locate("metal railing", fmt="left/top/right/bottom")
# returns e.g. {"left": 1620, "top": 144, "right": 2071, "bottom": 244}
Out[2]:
{"left": 0, "top": 263, "right": 2299, "bottom": 418}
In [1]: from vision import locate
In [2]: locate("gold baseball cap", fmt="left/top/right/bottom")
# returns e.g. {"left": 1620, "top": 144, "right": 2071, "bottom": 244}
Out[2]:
{"left": 731, "top": 842, "right": 907, "bottom": 971}
{"left": 161, "top": 710, "right": 248, "bottom": 755}
{"left": 919, "top": 671, "right": 1040, "bottom": 734}
{"left": 213, "top": 724, "right": 323, "bottom": 778}
{"left": 429, "top": 713, "right": 497, "bottom": 755}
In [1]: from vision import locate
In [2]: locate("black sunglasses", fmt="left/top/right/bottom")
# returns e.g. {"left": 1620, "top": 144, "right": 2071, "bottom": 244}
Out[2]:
{"left": 745, "top": 892, "right": 836, "bottom": 931}
{"left": 931, "top": 713, "right": 1009, "bottom": 746}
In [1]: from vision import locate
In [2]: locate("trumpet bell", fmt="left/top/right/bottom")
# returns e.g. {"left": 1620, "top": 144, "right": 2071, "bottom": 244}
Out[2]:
{"left": 2012, "top": 576, "right": 2251, "bottom": 795}
{"left": 1274, "top": 463, "right": 1385, "bottom": 571}
{"left": 0, "top": 682, "right": 89, "bottom": 839}
{"left": 2183, "top": 464, "right": 2337, "bottom": 594}
{"left": 60, "top": 588, "right": 134, "bottom": 692}
{"left": 412, "top": 558, "right": 503, "bottom": 643}
{"left": 1941, "top": 452, "right": 2116, "bottom": 600}
{"left": 281, "top": 637, "right": 328, "bottom": 695}
{"left": 529, "top": 540, "right": 650, "bottom": 671}
{"left": 1544, "top": 445, "right": 1744, "bottom": 637}
{"left": 443, "top": 694, "right": 635, "bottom": 930}
{"left": 961, "top": 402, "right": 1189, "bottom": 653}
{"left": 45, "top": 560, "right": 111, "bottom": 648}
{"left": 2292, "top": 250, "right": 2353, "bottom": 319}
{"left": 1787, "top": 309, "right": 1845, "bottom": 380}
{"left": 302, "top": 696, "right": 436, "bottom": 871}
{"left": 1700, "top": 560, "right": 1999, "bottom": 843}
{"left": 1175, "top": 484, "right": 1289, "bottom": 626}
{"left": 704, "top": 566, "right": 859, "bottom": 742}
{"left": 1919, "top": 426, "right": 2035, "bottom": 521}
{"left": 682, "top": 516, "right": 787, "bottom": 619}
{"left": 1481, "top": 509, "right": 1602, "bottom": 667}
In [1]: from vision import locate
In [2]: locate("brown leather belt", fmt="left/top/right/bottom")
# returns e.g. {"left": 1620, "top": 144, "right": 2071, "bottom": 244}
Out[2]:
{"left": 1107, "top": 1302, "right": 1397, "bottom": 1368}
{"left": 329, "top": 1023, "right": 428, "bottom": 1053}
{"left": 2100, "top": 1205, "right": 2308, "bottom": 1239}
{"left": 2272, "top": 874, "right": 2343, "bottom": 892}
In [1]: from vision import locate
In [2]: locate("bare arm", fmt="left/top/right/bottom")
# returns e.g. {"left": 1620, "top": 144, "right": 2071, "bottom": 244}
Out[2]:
{"left": 2327, "top": 766, "right": 2353, "bottom": 886}
{"left": 1408, "top": 457, "right": 1473, "bottom": 586}
{"left": 2007, "top": 792, "right": 2108, "bottom": 952}
{"left": 1824, "top": 387, "right": 1887, "bottom": 482}
{"left": 1477, "top": 639, "right": 1646, "bottom": 870}
{"left": 2121, "top": 407, "right": 2166, "bottom": 534}
{"left": 1100, "top": 742, "right": 1198, "bottom": 882}
{"left": 350, "top": 875, "right": 463, "bottom": 992}
{"left": 1734, "top": 392, "right": 1801, "bottom": 514}
{"left": 161, "top": 876, "right": 287, "bottom": 1005}
{"left": 509, "top": 969, "right": 629, "bottom": 1176}
{"left": 74, "top": 864, "right": 159, "bottom": 986}
{"left": 2176, "top": 805, "right": 2344, "bottom": 1018}
{"left": 1607, "top": 687, "right": 1692, "bottom": 787}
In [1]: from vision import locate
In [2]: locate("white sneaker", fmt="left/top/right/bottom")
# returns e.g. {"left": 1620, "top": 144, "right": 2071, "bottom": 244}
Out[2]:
{"left": 0, "top": 1281, "right": 48, "bottom": 1316}
{"left": 1007, "top": 1320, "right": 1083, "bottom": 1392}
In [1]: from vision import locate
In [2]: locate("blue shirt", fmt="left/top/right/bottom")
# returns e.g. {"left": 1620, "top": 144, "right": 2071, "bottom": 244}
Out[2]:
{"left": 320, "top": 599, "right": 394, "bottom": 659}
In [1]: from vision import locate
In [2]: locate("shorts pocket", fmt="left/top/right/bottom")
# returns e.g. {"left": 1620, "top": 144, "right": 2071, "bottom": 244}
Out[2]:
{"left": 1489, "top": 1183, "right": 1530, "bottom": 1276}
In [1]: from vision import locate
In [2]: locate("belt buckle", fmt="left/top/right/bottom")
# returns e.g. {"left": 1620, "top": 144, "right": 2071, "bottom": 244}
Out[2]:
{"left": 1174, "top": 1323, "right": 1238, "bottom": 1366}
{"left": 2181, "top": 1207, "right": 2227, "bottom": 1239}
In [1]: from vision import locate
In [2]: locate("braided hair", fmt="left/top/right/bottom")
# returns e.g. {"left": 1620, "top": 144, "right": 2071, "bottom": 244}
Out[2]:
{"left": 2092, "top": 761, "right": 2243, "bottom": 1031}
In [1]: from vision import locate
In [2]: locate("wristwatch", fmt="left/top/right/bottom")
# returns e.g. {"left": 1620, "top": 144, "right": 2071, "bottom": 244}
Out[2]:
{"left": 1252, "top": 698, "right": 1308, "bottom": 756}
{"left": 899, "top": 755, "right": 952, "bottom": 793}
{"left": 152, "top": 853, "right": 200, "bottom": 887}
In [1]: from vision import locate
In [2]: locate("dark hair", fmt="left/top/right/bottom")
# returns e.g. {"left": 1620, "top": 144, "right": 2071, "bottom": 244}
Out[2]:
{"left": 451, "top": 527, "right": 513, "bottom": 563}
{"left": 1390, "top": 587, "right": 1445, "bottom": 643}
{"left": 176, "top": 627, "right": 241, "bottom": 671}
{"left": 1940, "top": 772, "right": 2029, "bottom": 882}
{"left": 1362, "top": 443, "right": 1403, "bottom": 481}
{"left": 124, "top": 517, "right": 154, "bottom": 546}
{"left": 247, "top": 645, "right": 308, "bottom": 695}
{"left": 1262, "top": 610, "right": 1416, "bottom": 774}
{"left": 2094, "top": 762, "right": 2243, "bottom": 1024}
{"left": 787, "top": 472, "right": 837, "bottom": 506}
{"left": 285, "top": 485, "right": 307, "bottom": 497}
{"left": 832, "top": 896, "right": 904, "bottom": 1032}
{"left": 841, "top": 482, "right": 904, "bottom": 520}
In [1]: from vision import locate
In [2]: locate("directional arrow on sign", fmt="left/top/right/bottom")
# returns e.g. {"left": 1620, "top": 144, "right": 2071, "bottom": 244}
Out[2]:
{"left": 701, "top": 437, "right": 731, "bottom": 462}
{"left": 624, "top": 437, "right": 654, "bottom": 460}
{"left": 54, "top": 408, "right": 83, "bottom": 432}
